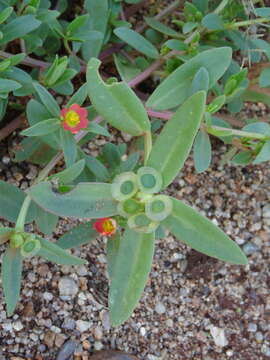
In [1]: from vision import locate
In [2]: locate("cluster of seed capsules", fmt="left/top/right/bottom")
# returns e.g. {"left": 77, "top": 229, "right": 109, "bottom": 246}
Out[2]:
{"left": 9, "top": 232, "right": 40, "bottom": 257}
{"left": 111, "top": 166, "right": 172, "bottom": 234}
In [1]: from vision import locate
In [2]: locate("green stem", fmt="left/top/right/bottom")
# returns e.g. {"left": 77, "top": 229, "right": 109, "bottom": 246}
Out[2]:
{"left": 144, "top": 131, "right": 152, "bottom": 165}
{"left": 214, "top": 0, "right": 229, "bottom": 14}
{"left": 15, "top": 196, "right": 32, "bottom": 231}
{"left": 63, "top": 38, "right": 72, "bottom": 55}
{"left": 226, "top": 17, "right": 270, "bottom": 29}
{"left": 209, "top": 125, "right": 268, "bottom": 140}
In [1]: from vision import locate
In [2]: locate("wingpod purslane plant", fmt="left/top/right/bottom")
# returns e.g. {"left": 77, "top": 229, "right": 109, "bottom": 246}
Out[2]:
{"left": 12, "top": 55, "right": 245, "bottom": 327}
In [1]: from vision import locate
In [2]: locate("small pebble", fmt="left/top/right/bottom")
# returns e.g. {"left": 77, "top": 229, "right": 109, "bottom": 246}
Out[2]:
{"left": 56, "top": 340, "right": 77, "bottom": 360}
{"left": 255, "top": 332, "right": 264, "bottom": 342}
{"left": 262, "top": 204, "right": 270, "bottom": 218}
{"left": 58, "top": 277, "right": 79, "bottom": 298}
{"left": 248, "top": 323, "right": 257, "bottom": 332}
{"left": 62, "top": 318, "right": 76, "bottom": 330}
{"left": 209, "top": 326, "right": 228, "bottom": 347}
{"left": 155, "top": 302, "right": 166, "bottom": 315}
{"left": 76, "top": 320, "right": 91, "bottom": 332}
{"left": 242, "top": 242, "right": 259, "bottom": 255}
{"left": 94, "top": 326, "right": 103, "bottom": 340}
{"left": 94, "top": 341, "right": 103, "bottom": 351}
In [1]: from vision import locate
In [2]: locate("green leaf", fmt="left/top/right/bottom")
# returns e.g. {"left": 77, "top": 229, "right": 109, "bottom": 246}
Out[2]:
{"left": 0, "top": 79, "right": 21, "bottom": 93}
{"left": 255, "top": 7, "right": 270, "bottom": 17}
{"left": 87, "top": 122, "right": 110, "bottom": 137}
{"left": 147, "top": 91, "right": 206, "bottom": 188}
{"left": 242, "top": 122, "right": 270, "bottom": 136}
{"left": 0, "top": 227, "right": 12, "bottom": 244}
{"left": 114, "top": 27, "right": 159, "bottom": 59}
{"left": 28, "top": 182, "right": 118, "bottom": 219}
{"left": 146, "top": 47, "right": 232, "bottom": 110}
{"left": 106, "top": 231, "right": 121, "bottom": 280}
{"left": 114, "top": 54, "right": 141, "bottom": 82}
{"left": 21, "top": 118, "right": 60, "bottom": 137}
{"left": 87, "top": 58, "right": 150, "bottom": 136}
{"left": 190, "top": 67, "right": 209, "bottom": 94}
{"left": 0, "top": 7, "right": 13, "bottom": 24}
{"left": 60, "top": 128, "right": 77, "bottom": 168}
{"left": 37, "top": 237, "right": 86, "bottom": 265}
{"left": 35, "top": 207, "right": 58, "bottom": 235}
{"left": 109, "top": 228, "right": 155, "bottom": 326}
{"left": 67, "top": 83, "right": 88, "bottom": 107}
{"left": 56, "top": 221, "right": 97, "bottom": 249}
{"left": 33, "top": 83, "right": 60, "bottom": 117}
{"left": 259, "top": 68, "right": 270, "bottom": 88}
{"left": 202, "top": 13, "right": 224, "bottom": 30}
{"left": 0, "top": 15, "right": 41, "bottom": 45}
{"left": 144, "top": 17, "right": 179, "bottom": 37}
{"left": 163, "top": 197, "right": 247, "bottom": 265}
{"left": 118, "top": 152, "right": 140, "bottom": 173}
{"left": 253, "top": 140, "right": 270, "bottom": 164}
{"left": 67, "top": 14, "right": 89, "bottom": 35}
{"left": 1, "top": 247, "right": 23, "bottom": 316}
{"left": 0, "top": 180, "right": 36, "bottom": 223}
{"left": 49, "top": 159, "right": 85, "bottom": 184}
{"left": 193, "top": 129, "right": 211, "bottom": 173}
{"left": 84, "top": 0, "right": 108, "bottom": 34}
{"left": 84, "top": 155, "right": 110, "bottom": 182}
{"left": 231, "top": 151, "right": 253, "bottom": 165}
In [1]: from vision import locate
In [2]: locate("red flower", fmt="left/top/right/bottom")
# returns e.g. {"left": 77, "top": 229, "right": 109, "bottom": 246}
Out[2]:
{"left": 60, "top": 104, "right": 89, "bottom": 134}
{"left": 93, "top": 218, "right": 117, "bottom": 236}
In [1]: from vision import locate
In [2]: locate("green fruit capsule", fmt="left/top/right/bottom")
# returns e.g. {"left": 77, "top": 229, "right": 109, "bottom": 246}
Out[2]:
{"left": 20, "top": 236, "right": 41, "bottom": 258}
{"left": 128, "top": 213, "right": 159, "bottom": 234}
{"left": 10, "top": 233, "right": 25, "bottom": 248}
{"left": 137, "top": 167, "right": 162, "bottom": 194}
{"left": 117, "top": 199, "right": 144, "bottom": 218}
{"left": 145, "top": 195, "right": 173, "bottom": 221}
{"left": 111, "top": 172, "right": 138, "bottom": 201}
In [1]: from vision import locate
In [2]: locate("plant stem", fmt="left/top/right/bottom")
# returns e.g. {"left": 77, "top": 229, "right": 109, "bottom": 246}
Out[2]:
{"left": 144, "top": 131, "right": 152, "bottom": 165}
{"left": 208, "top": 125, "right": 268, "bottom": 140}
{"left": 214, "top": 0, "right": 229, "bottom": 14}
{"left": 226, "top": 17, "right": 270, "bottom": 29}
{"left": 63, "top": 38, "right": 73, "bottom": 55}
{"left": 15, "top": 196, "right": 32, "bottom": 231}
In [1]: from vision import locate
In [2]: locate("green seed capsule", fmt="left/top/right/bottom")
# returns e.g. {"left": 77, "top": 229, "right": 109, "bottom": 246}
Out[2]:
{"left": 128, "top": 213, "right": 159, "bottom": 233}
{"left": 137, "top": 167, "right": 162, "bottom": 194}
{"left": 20, "top": 237, "right": 41, "bottom": 258}
{"left": 117, "top": 199, "right": 144, "bottom": 218}
{"left": 145, "top": 195, "right": 173, "bottom": 221}
{"left": 10, "top": 233, "right": 24, "bottom": 248}
{"left": 111, "top": 172, "right": 138, "bottom": 201}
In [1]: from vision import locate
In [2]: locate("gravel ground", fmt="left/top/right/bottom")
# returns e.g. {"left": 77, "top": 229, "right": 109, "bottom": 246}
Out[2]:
{"left": 0, "top": 133, "right": 269, "bottom": 360}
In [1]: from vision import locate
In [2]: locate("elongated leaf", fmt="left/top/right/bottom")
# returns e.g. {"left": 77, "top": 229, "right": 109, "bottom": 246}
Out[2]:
{"left": 114, "top": 27, "right": 159, "bottom": 59}
{"left": 253, "top": 140, "right": 270, "bottom": 164}
{"left": 0, "top": 15, "right": 41, "bottom": 45}
{"left": 21, "top": 118, "right": 60, "bottom": 136}
{"left": 0, "top": 7, "right": 13, "bottom": 24}
{"left": 0, "top": 79, "right": 21, "bottom": 93}
{"left": 109, "top": 228, "right": 155, "bottom": 326}
{"left": 144, "top": 17, "right": 179, "bottom": 37}
{"left": 0, "top": 180, "right": 36, "bottom": 223}
{"left": 37, "top": 237, "right": 86, "bottom": 265}
{"left": 28, "top": 182, "right": 118, "bottom": 219}
{"left": 67, "top": 83, "right": 88, "bottom": 107}
{"left": 87, "top": 122, "right": 110, "bottom": 137}
{"left": 106, "top": 231, "right": 121, "bottom": 280}
{"left": 163, "top": 198, "right": 247, "bottom": 265}
{"left": 35, "top": 207, "right": 58, "bottom": 235}
{"left": 146, "top": 47, "right": 232, "bottom": 110}
{"left": 0, "top": 227, "right": 13, "bottom": 244}
{"left": 147, "top": 91, "right": 206, "bottom": 188}
{"left": 49, "top": 159, "right": 85, "bottom": 184}
{"left": 190, "top": 67, "right": 209, "bottom": 94}
{"left": 2, "top": 247, "right": 23, "bottom": 316}
{"left": 33, "top": 83, "right": 60, "bottom": 117}
{"left": 60, "top": 128, "right": 77, "bottom": 168}
{"left": 56, "top": 221, "right": 97, "bottom": 249}
{"left": 193, "top": 129, "right": 212, "bottom": 173}
{"left": 84, "top": 0, "right": 108, "bottom": 34}
{"left": 84, "top": 155, "right": 110, "bottom": 182}
{"left": 87, "top": 58, "right": 150, "bottom": 136}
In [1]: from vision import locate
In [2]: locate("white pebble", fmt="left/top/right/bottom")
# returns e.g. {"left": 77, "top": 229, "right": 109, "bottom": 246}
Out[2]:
{"left": 209, "top": 325, "right": 228, "bottom": 347}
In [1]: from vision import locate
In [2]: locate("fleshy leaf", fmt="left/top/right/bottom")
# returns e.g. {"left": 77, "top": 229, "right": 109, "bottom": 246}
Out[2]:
{"left": 56, "top": 221, "right": 97, "bottom": 249}
{"left": 147, "top": 91, "right": 206, "bottom": 188}
{"left": 146, "top": 47, "right": 232, "bottom": 110}
{"left": 37, "top": 237, "right": 86, "bottom": 265}
{"left": 163, "top": 197, "right": 248, "bottom": 265}
{"left": 109, "top": 228, "right": 155, "bottom": 326}
{"left": 87, "top": 58, "right": 150, "bottom": 136}
{"left": 28, "top": 182, "right": 118, "bottom": 219}
{"left": 2, "top": 247, "right": 23, "bottom": 316}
